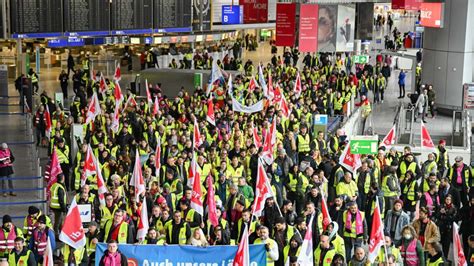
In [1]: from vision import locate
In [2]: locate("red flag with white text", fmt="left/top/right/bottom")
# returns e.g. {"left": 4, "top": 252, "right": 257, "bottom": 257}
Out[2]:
{"left": 321, "top": 190, "right": 332, "bottom": 230}
{"left": 190, "top": 157, "right": 204, "bottom": 216}
{"left": 45, "top": 147, "right": 63, "bottom": 200}
{"left": 206, "top": 96, "right": 216, "bottom": 126}
{"left": 44, "top": 105, "right": 52, "bottom": 138}
{"left": 252, "top": 159, "right": 274, "bottom": 217}
{"left": 85, "top": 92, "right": 101, "bottom": 124}
{"left": 294, "top": 72, "right": 302, "bottom": 98}
{"left": 368, "top": 197, "right": 384, "bottom": 263}
{"left": 207, "top": 175, "right": 219, "bottom": 227}
{"left": 380, "top": 125, "right": 396, "bottom": 149}
{"left": 99, "top": 74, "right": 109, "bottom": 95}
{"left": 421, "top": 122, "right": 435, "bottom": 151}
{"left": 136, "top": 198, "right": 149, "bottom": 242}
{"left": 59, "top": 197, "right": 86, "bottom": 249}
{"left": 339, "top": 144, "right": 362, "bottom": 173}
{"left": 297, "top": 214, "right": 314, "bottom": 264}
{"left": 453, "top": 222, "right": 467, "bottom": 266}
{"left": 233, "top": 223, "right": 250, "bottom": 266}
{"left": 130, "top": 149, "right": 146, "bottom": 202}
{"left": 113, "top": 63, "right": 121, "bottom": 81}
{"left": 193, "top": 118, "right": 203, "bottom": 149}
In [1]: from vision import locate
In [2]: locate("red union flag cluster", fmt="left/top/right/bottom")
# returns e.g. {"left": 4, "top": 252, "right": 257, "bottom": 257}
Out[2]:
{"left": 59, "top": 197, "right": 85, "bottom": 249}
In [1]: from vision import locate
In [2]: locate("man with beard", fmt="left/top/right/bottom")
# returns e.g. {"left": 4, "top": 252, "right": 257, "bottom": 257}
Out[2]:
{"left": 272, "top": 217, "right": 296, "bottom": 266}
{"left": 262, "top": 197, "right": 280, "bottom": 230}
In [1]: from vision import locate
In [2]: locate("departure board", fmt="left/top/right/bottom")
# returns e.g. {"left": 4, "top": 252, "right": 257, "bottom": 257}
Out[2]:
{"left": 155, "top": 0, "right": 192, "bottom": 29}
{"left": 64, "top": 0, "right": 110, "bottom": 33}
{"left": 10, "top": 0, "right": 63, "bottom": 34}
{"left": 0, "top": 2, "right": 4, "bottom": 39}
{"left": 111, "top": 0, "right": 153, "bottom": 30}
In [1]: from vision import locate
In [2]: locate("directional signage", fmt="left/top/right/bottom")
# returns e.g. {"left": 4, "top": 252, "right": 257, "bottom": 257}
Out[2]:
{"left": 353, "top": 55, "right": 369, "bottom": 64}
{"left": 349, "top": 135, "right": 379, "bottom": 154}
{"left": 222, "top": 5, "right": 243, "bottom": 25}
{"left": 313, "top": 114, "right": 328, "bottom": 125}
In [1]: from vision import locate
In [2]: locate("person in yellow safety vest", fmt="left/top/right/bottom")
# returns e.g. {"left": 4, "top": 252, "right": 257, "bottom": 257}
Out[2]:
{"left": 400, "top": 170, "right": 420, "bottom": 215}
{"left": 169, "top": 58, "right": 178, "bottom": 69}
{"left": 381, "top": 163, "right": 401, "bottom": 213}
{"left": 179, "top": 199, "right": 202, "bottom": 233}
{"left": 27, "top": 68, "right": 39, "bottom": 93}
{"left": 254, "top": 226, "right": 279, "bottom": 266}
{"left": 227, "top": 156, "right": 246, "bottom": 185}
{"left": 147, "top": 50, "right": 155, "bottom": 68}
{"left": 329, "top": 129, "right": 342, "bottom": 155}
{"left": 50, "top": 173, "right": 67, "bottom": 234}
{"left": 100, "top": 194, "right": 118, "bottom": 229}
{"left": 333, "top": 92, "right": 345, "bottom": 117}
{"left": 23, "top": 206, "right": 52, "bottom": 241}
{"left": 397, "top": 153, "right": 421, "bottom": 182}
{"left": 376, "top": 73, "right": 387, "bottom": 103}
{"left": 100, "top": 209, "right": 134, "bottom": 244}
{"left": 8, "top": 237, "right": 36, "bottom": 266}
{"left": 314, "top": 234, "right": 337, "bottom": 265}
{"left": 282, "top": 234, "right": 302, "bottom": 266}
{"left": 85, "top": 221, "right": 100, "bottom": 265}
{"left": 336, "top": 172, "right": 358, "bottom": 202}
{"left": 272, "top": 217, "right": 296, "bottom": 265}
{"left": 355, "top": 161, "right": 375, "bottom": 212}
{"left": 296, "top": 124, "right": 311, "bottom": 162}
{"left": 55, "top": 138, "right": 71, "bottom": 191}
{"left": 62, "top": 243, "right": 86, "bottom": 265}
{"left": 143, "top": 228, "right": 166, "bottom": 245}
{"left": 231, "top": 208, "right": 258, "bottom": 244}
{"left": 311, "top": 131, "right": 328, "bottom": 156}
{"left": 435, "top": 139, "right": 449, "bottom": 177}
{"left": 342, "top": 202, "right": 368, "bottom": 260}
{"left": 326, "top": 221, "right": 345, "bottom": 260}
{"left": 426, "top": 240, "right": 444, "bottom": 266}
{"left": 166, "top": 210, "right": 191, "bottom": 245}
{"left": 0, "top": 215, "right": 24, "bottom": 259}
{"left": 422, "top": 153, "right": 438, "bottom": 179}
{"left": 422, "top": 173, "right": 440, "bottom": 193}
{"left": 375, "top": 235, "right": 402, "bottom": 265}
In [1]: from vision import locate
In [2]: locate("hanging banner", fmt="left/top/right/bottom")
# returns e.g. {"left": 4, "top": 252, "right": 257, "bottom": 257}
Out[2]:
{"left": 298, "top": 4, "right": 319, "bottom": 52}
{"left": 239, "top": 0, "right": 268, "bottom": 24}
{"left": 95, "top": 243, "right": 267, "bottom": 265}
{"left": 275, "top": 3, "right": 296, "bottom": 47}
{"left": 232, "top": 98, "right": 264, "bottom": 113}
{"left": 336, "top": 4, "right": 355, "bottom": 52}
{"left": 420, "top": 2, "right": 444, "bottom": 28}
{"left": 392, "top": 0, "right": 423, "bottom": 10}
{"left": 318, "top": 5, "right": 337, "bottom": 52}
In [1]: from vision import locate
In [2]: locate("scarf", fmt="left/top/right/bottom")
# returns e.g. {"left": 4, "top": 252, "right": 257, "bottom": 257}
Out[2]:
{"left": 110, "top": 222, "right": 124, "bottom": 241}
{"left": 103, "top": 252, "right": 122, "bottom": 266}
{"left": 345, "top": 210, "right": 363, "bottom": 235}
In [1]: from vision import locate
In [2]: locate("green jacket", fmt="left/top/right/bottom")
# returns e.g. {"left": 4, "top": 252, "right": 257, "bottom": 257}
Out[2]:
{"left": 238, "top": 185, "right": 254, "bottom": 202}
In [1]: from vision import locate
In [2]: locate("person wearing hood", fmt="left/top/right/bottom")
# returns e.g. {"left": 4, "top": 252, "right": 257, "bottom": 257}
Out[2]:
{"left": 374, "top": 235, "right": 402, "bottom": 265}
{"left": 283, "top": 234, "right": 302, "bottom": 266}
{"left": 348, "top": 246, "right": 369, "bottom": 266}
{"left": 384, "top": 199, "right": 410, "bottom": 246}
{"left": 400, "top": 225, "right": 425, "bottom": 265}
{"left": 314, "top": 233, "right": 336, "bottom": 266}
{"left": 326, "top": 221, "right": 345, "bottom": 260}
{"left": 426, "top": 240, "right": 444, "bottom": 265}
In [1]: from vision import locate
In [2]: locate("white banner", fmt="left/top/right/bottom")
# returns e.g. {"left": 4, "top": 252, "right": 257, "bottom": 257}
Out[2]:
{"left": 232, "top": 98, "right": 264, "bottom": 113}
{"left": 77, "top": 204, "right": 92, "bottom": 223}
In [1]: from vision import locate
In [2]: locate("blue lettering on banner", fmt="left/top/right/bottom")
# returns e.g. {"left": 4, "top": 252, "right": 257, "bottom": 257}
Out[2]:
{"left": 95, "top": 243, "right": 267, "bottom": 266}
{"left": 222, "top": 5, "right": 243, "bottom": 25}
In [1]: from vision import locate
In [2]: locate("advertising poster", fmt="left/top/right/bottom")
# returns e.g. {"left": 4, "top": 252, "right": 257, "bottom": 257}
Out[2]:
{"left": 239, "top": 0, "right": 268, "bottom": 24}
{"left": 318, "top": 5, "right": 337, "bottom": 52}
{"left": 392, "top": 0, "right": 422, "bottom": 10}
{"left": 420, "top": 2, "right": 444, "bottom": 28}
{"left": 336, "top": 5, "right": 355, "bottom": 52}
{"left": 299, "top": 4, "right": 319, "bottom": 52}
{"left": 275, "top": 3, "right": 296, "bottom": 47}
{"left": 356, "top": 3, "right": 374, "bottom": 40}
{"left": 193, "top": 0, "right": 212, "bottom": 30}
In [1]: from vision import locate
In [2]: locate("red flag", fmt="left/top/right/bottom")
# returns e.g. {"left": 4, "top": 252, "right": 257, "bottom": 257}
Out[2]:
{"left": 233, "top": 223, "right": 250, "bottom": 266}
{"left": 59, "top": 197, "right": 86, "bottom": 249}
{"left": 206, "top": 96, "right": 216, "bottom": 126}
{"left": 421, "top": 122, "right": 435, "bottom": 151}
{"left": 190, "top": 156, "right": 204, "bottom": 216}
{"left": 82, "top": 145, "right": 98, "bottom": 187}
{"left": 339, "top": 144, "right": 362, "bottom": 173}
{"left": 321, "top": 190, "right": 331, "bottom": 230}
{"left": 124, "top": 95, "right": 138, "bottom": 110}
{"left": 146, "top": 79, "right": 153, "bottom": 105}
{"left": 380, "top": 125, "right": 396, "bottom": 149}
{"left": 130, "top": 149, "right": 146, "bottom": 202}
{"left": 114, "top": 81, "right": 124, "bottom": 106}
{"left": 45, "top": 147, "right": 62, "bottom": 200}
{"left": 85, "top": 92, "right": 101, "bottom": 124}
{"left": 193, "top": 118, "right": 203, "bottom": 149}
{"left": 99, "top": 74, "right": 109, "bottom": 95}
{"left": 279, "top": 91, "right": 290, "bottom": 118}
{"left": 207, "top": 175, "right": 219, "bottom": 227}
{"left": 252, "top": 159, "right": 274, "bottom": 217}
{"left": 248, "top": 77, "right": 257, "bottom": 93}
{"left": 252, "top": 125, "right": 262, "bottom": 148}
{"left": 272, "top": 85, "right": 282, "bottom": 104}
{"left": 111, "top": 104, "right": 120, "bottom": 134}
{"left": 368, "top": 198, "right": 384, "bottom": 263}
{"left": 44, "top": 105, "right": 52, "bottom": 138}
{"left": 297, "top": 214, "right": 314, "bottom": 264}
{"left": 136, "top": 198, "right": 149, "bottom": 242}
{"left": 113, "top": 63, "right": 121, "bottom": 81}
{"left": 261, "top": 119, "right": 276, "bottom": 165}
{"left": 43, "top": 237, "right": 54, "bottom": 266}
{"left": 152, "top": 95, "right": 159, "bottom": 116}
{"left": 267, "top": 73, "right": 275, "bottom": 100}
{"left": 187, "top": 153, "right": 199, "bottom": 188}
{"left": 294, "top": 72, "right": 302, "bottom": 98}
{"left": 95, "top": 154, "right": 108, "bottom": 207}
{"left": 453, "top": 222, "right": 467, "bottom": 266}
{"left": 155, "top": 137, "right": 161, "bottom": 178}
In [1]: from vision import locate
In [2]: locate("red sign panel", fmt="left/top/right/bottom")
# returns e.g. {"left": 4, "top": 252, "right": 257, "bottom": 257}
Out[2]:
{"left": 298, "top": 4, "right": 319, "bottom": 52}
{"left": 275, "top": 3, "right": 296, "bottom": 47}
{"left": 392, "top": 0, "right": 422, "bottom": 10}
{"left": 420, "top": 2, "right": 444, "bottom": 28}
{"left": 239, "top": 0, "right": 268, "bottom": 24}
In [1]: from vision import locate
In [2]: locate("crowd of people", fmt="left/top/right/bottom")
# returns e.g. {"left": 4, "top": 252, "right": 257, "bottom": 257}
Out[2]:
{"left": 2, "top": 45, "right": 474, "bottom": 266}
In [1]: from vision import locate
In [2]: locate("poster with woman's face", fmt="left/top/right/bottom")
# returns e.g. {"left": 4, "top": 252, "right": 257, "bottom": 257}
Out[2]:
{"left": 318, "top": 5, "right": 337, "bottom": 53}
{"left": 336, "top": 5, "right": 356, "bottom": 52}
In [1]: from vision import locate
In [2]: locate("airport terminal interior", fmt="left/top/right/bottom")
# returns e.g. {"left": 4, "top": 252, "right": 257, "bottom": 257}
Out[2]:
{"left": 0, "top": 0, "right": 474, "bottom": 265}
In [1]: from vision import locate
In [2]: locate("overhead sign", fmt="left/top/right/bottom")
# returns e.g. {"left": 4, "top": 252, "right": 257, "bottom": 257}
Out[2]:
{"left": 392, "top": 0, "right": 422, "bottom": 10}
{"left": 240, "top": 0, "right": 268, "bottom": 24}
{"left": 350, "top": 135, "right": 379, "bottom": 154}
{"left": 222, "top": 5, "right": 243, "bottom": 25}
{"left": 275, "top": 3, "right": 296, "bottom": 47}
{"left": 353, "top": 55, "right": 369, "bottom": 64}
{"left": 299, "top": 4, "right": 319, "bottom": 52}
{"left": 420, "top": 3, "right": 444, "bottom": 28}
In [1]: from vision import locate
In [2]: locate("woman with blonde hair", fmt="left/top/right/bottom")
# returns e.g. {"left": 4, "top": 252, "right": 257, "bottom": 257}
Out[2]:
{"left": 188, "top": 228, "right": 208, "bottom": 247}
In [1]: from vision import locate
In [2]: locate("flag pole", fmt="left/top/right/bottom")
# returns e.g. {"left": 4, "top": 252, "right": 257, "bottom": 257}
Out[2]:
{"left": 378, "top": 197, "right": 390, "bottom": 264}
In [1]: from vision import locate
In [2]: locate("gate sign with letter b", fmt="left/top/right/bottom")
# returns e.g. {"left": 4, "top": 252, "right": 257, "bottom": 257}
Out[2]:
{"left": 222, "top": 5, "right": 243, "bottom": 25}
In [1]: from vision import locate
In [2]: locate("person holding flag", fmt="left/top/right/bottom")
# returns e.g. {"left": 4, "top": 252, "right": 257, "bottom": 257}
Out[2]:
{"left": 28, "top": 215, "right": 56, "bottom": 264}
{"left": 50, "top": 173, "right": 67, "bottom": 235}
